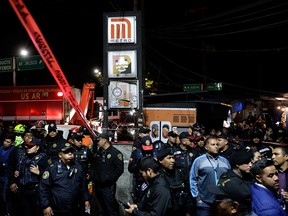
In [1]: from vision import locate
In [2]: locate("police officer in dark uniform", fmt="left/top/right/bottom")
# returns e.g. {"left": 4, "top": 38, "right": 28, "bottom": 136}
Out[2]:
{"left": 69, "top": 132, "right": 94, "bottom": 196}
{"left": 12, "top": 138, "right": 50, "bottom": 216}
{"left": 174, "top": 132, "right": 196, "bottom": 216}
{"left": 125, "top": 156, "right": 172, "bottom": 216}
{"left": 157, "top": 148, "right": 187, "bottom": 215}
{"left": 162, "top": 131, "right": 179, "bottom": 151}
{"left": 90, "top": 132, "right": 124, "bottom": 216}
{"left": 128, "top": 135, "right": 158, "bottom": 203}
{"left": 40, "top": 142, "right": 91, "bottom": 216}
{"left": 70, "top": 133, "right": 94, "bottom": 180}
{"left": 132, "top": 127, "right": 151, "bottom": 148}
{"left": 42, "top": 123, "right": 67, "bottom": 163}
{"left": 8, "top": 132, "right": 39, "bottom": 216}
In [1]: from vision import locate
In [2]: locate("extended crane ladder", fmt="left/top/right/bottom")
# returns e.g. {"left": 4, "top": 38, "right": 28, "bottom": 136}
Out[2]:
{"left": 70, "top": 83, "right": 95, "bottom": 125}
{"left": 9, "top": 0, "right": 97, "bottom": 138}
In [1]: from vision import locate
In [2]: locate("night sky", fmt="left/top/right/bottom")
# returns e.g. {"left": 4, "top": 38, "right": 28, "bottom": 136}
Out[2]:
{"left": 1, "top": 0, "right": 288, "bottom": 98}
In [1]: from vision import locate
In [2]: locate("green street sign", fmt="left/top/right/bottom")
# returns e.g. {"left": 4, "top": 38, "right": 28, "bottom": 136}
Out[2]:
{"left": 0, "top": 58, "right": 13, "bottom": 73}
{"left": 16, "top": 55, "right": 44, "bottom": 71}
{"left": 206, "top": 82, "right": 222, "bottom": 91}
{"left": 183, "top": 83, "right": 202, "bottom": 92}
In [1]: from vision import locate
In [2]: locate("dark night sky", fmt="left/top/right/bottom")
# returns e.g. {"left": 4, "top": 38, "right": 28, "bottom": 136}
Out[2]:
{"left": 1, "top": 0, "right": 288, "bottom": 98}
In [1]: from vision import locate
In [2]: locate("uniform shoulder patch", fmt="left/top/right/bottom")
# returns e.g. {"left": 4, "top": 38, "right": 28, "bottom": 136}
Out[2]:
{"left": 145, "top": 139, "right": 151, "bottom": 146}
{"left": 117, "top": 153, "right": 123, "bottom": 161}
{"left": 42, "top": 171, "right": 49, "bottom": 179}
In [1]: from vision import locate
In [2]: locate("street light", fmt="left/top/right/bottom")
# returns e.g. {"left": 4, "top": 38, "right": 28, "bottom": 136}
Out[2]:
{"left": 94, "top": 68, "right": 103, "bottom": 86}
{"left": 13, "top": 49, "right": 29, "bottom": 86}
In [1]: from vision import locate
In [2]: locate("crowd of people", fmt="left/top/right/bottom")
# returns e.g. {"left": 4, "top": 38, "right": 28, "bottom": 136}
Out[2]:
{"left": 0, "top": 115, "right": 288, "bottom": 216}
{"left": 0, "top": 120, "right": 124, "bottom": 216}
{"left": 125, "top": 116, "right": 288, "bottom": 216}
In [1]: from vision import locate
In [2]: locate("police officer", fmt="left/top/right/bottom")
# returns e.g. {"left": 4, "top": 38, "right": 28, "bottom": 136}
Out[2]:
{"left": 174, "top": 132, "right": 196, "bottom": 216}
{"left": 162, "top": 131, "right": 179, "bottom": 151}
{"left": 125, "top": 156, "right": 172, "bottom": 216}
{"left": 128, "top": 135, "right": 157, "bottom": 203}
{"left": 157, "top": 148, "right": 187, "bottom": 215}
{"left": 7, "top": 131, "right": 35, "bottom": 216}
{"left": 90, "top": 132, "right": 124, "bottom": 216}
{"left": 70, "top": 133, "right": 94, "bottom": 186}
{"left": 12, "top": 137, "right": 50, "bottom": 216}
{"left": 42, "top": 123, "right": 67, "bottom": 163}
{"left": 132, "top": 127, "right": 151, "bottom": 148}
{"left": 40, "top": 142, "right": 90, "bottom": 216}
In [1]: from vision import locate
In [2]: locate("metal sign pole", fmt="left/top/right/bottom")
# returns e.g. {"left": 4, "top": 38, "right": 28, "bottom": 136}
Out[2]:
{"left": 12, "top": 57, "right": 16, "bottom": 86}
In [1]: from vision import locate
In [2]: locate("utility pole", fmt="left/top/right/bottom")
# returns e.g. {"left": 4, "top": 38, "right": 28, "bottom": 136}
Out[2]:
{"left": 12, "top": 57, "right": 16, "bottom": 86}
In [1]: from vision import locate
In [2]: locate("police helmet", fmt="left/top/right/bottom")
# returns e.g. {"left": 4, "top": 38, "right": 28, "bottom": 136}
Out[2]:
{"left": 193, "top": 123, "right": 201, "bottom": 131}
{"left": 14, "top": 124, "right": 27, "bottom": 134}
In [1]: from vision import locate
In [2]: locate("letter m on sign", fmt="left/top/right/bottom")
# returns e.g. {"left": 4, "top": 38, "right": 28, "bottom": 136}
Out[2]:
{"left": 108, "top": 16, "right": 136, "bottom": 44}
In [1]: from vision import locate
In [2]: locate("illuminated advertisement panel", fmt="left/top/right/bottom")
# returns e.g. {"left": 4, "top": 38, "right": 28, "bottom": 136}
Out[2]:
{"left": 108, "top": 50, "right": 137, "bottom": 78}
{"left": 108, "top": 80, "right": 138, "bottom": 109}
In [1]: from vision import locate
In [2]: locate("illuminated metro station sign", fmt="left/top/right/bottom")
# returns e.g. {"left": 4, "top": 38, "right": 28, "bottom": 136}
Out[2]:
{"left": 107, "top": 16, "right": 137, "bottom": 44}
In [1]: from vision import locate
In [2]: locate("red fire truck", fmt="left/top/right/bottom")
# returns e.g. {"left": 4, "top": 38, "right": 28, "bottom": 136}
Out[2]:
{"left": 0, "top": 85, "right": 81, "bottom": 123}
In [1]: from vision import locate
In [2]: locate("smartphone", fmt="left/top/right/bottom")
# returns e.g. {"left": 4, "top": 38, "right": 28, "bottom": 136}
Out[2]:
{"left": 118, "top": 200, "right": 130, "bottom": 209}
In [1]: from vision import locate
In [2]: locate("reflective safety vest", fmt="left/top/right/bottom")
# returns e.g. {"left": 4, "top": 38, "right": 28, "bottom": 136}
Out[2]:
{"left": 14, "top": 135, "right": 23, "bottom": 147}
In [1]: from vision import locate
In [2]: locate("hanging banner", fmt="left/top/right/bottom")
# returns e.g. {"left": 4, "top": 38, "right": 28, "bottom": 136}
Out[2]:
{"left": 9, "top": 0, "right": 97, "bottom": 138}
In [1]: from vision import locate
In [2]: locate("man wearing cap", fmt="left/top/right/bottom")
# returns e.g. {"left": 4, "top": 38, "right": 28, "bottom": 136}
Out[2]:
{"left": 10, "top": 137, "right": 50, "bottom": 216}
{"left": 125, "top": 156, "right": 172, "bottom": 216}
{"left": 42, "top": 123, "right": 68, "bottom": 163}
{"left": 132, "top": 126, "right": 151, "bottom": 148}
{"left": 190, "top": 136, "right": 231, "bottom": 216}
{"left": 207, "top": 176, "right": 256, "bottom": 216}
{"left": 191, "top": 134, "right": 206, "bottom": 160}
{"left": 70, "top": 133, "right": 94, "bottom": 187}
{"left": 6, "top": 131, "right": 34, "bottom": 215}
{"left": 40, "top": 142, "right": 91, "bottom": 216}
{"left": 157, "top": 148, "right": 190, "bottom": 215}
{"left": 173, "top": 132, "right": 196, "bottom": 215}
{"left": 162, "top": 131, "right": 178, "bottom": 151}
{"left": 90, "top": 132, "right": 124, "bottom": 216}
{"left": 30, "top": 120, "right": 47, "bottom": 140}
{"left": 217, "top": 134, "right": 236, "bottom": 163}
{"left": 210, "top": 150, "right": 255, "bottom": 213}
{"left": 128, "top": 134, "right": 158, "bottom": 203}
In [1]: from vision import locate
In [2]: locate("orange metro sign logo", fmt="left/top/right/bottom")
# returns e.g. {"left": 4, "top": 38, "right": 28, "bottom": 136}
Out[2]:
{"left": 108, "top": 16, "right": 136, "bottom": 44}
